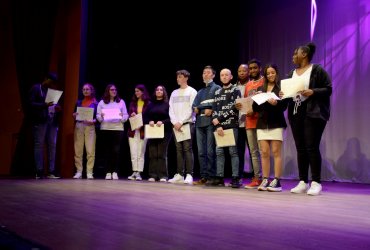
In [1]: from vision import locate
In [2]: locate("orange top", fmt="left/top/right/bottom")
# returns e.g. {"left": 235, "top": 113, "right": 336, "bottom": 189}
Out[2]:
{"left": 244, "top": 77, "right": 264, "bottom": 129}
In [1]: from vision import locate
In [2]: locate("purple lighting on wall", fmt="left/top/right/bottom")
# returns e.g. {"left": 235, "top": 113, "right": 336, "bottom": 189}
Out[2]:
{"left": 311, "top": 0, "right": 317, "bottom": 40}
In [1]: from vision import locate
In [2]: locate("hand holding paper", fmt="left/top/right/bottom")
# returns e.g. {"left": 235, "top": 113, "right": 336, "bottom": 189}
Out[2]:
{"left": 45, "top": 88, "right": 63, "bottom": 104}
{"left": 280, "top": 78, "right": 305, "bottom": 98}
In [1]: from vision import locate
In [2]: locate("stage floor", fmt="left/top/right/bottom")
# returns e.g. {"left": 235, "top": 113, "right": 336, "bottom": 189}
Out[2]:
{"left": 0, "top": 178, "right": 370, "bottom": 250}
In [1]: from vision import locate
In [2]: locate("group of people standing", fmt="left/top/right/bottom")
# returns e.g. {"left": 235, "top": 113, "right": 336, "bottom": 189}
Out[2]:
{"left": 29, "top": 42, "right": 332, "bottom": 196}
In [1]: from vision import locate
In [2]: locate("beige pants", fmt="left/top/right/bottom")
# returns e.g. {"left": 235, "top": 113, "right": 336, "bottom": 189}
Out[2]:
{"left": 74, "top": 122, "right": 96, "bottom": 174}
{"left": 128, "top": 130, "right": 147, "bottom": 172}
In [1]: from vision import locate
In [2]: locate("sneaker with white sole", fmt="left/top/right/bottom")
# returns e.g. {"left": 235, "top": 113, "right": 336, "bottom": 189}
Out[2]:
{"left": 267, "top": 178, "right": 282, "bottom": 192}
{"left": 258, "top": 178, "right": 269, "bottom": 191}
{"left": 87, "top": 173, "right": 94, "bottom": 179}
{"left": 307, "top": 181, "right": 322, "bottom": 196}
{"left": 168, "top": 173, "right": 184, "bottom": 183}
{"left": 290, "top": 181, "right": 309, "bottom": 194}
{"left": 128, "top": 172, "right": 136, "bottom": 180}
{"left": 105, "top": 173, "right": 112, "bottom": 180}
{"left": 159, "top": 178, "right": 167, "bottom": 182}
{"left": 73, "top": 172, "right": 82, "bottom": 179}
{"left": 112, "top": 172, "right": 119, "bottom": 180}
{"left": 184, "top": 174, "right": 193, "bottom": 184}
{"left": 135, "top": 172, "right": 142, "bottom": 181}
{"left": 148, "top": 177, "right": 156, "bottom": 182}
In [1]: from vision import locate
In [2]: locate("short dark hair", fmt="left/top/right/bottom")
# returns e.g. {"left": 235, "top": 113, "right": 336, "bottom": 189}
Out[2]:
{"left": 46, "top": 72, "right": 58, "bottom": 81}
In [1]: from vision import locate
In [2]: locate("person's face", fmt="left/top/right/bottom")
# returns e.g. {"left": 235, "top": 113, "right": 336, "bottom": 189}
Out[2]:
{"left": 266, "top": 67, "right": 277, "bottom": 83}
{"left": 248, "top": 63, "right": 260, "bottom": 79}
{"left": 296, "top": 48, "right": 307, "bottom": 64}
{"left": 237, "top": 65, "right": 249, "bottom": 81}
{"left": 292, "top": 49, "right": 298, "bottom": 65}
{"left": 82, "top": 85, "right": 92, "bottom": 97}
{"left": 202, "top": 68, "right": 215, "bottom": 82}
{"left": 177, "top": 74, "right": 188, "bottom": 86}
{"left": 220, "top": 69, "right": 233, "bottom": 85}
{"left": 109, "top": 86, "right": 117, "bottom": 98}
{"left": 156, "top": 86, "right": 164, "bottom": 99}
{"left": 135, "top": 88, "right": 143, "bottom": 99}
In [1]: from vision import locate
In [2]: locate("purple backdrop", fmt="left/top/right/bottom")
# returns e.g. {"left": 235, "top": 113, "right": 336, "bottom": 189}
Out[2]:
{"left": 242, "top": 0, "right": 370, "bottom": 183}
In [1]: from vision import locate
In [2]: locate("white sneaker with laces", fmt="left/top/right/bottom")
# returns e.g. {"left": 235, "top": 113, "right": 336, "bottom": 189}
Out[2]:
{"left": 257, "top": 178, "right": 269, "bottom": 191}
{"left": 128, "top": 172, "right": 136, "bottom": 180}
{"left": 168, "top": 173, "right": 184, "bottom": 183}
{"left": 148, "top": 178, "right": 155, "bottom": 182}
{"left": 105, "top": 173, "right": 112, "bottom": 180}
{"left": 159, "top": 178, "right": 167, "bottom": 182}
{"left": 184, "top": 174, "right": 193, "bottom": 184}
{"left": 87, "top": 173, "right": 94, "bottom": 179}
{"left": 112, "top": 172, "right": 119, "bottom": 180}
{"left": 307, "top": 181, "right": 322, "bottom": 196}
{"left": 135, "top": 172, "right": 142, "bottom": 181}
{"left": 73, "top": 172, "right": 82, "bottom": 179}
{"left": 290, "top": 181, "right": 309, "bottom": 193}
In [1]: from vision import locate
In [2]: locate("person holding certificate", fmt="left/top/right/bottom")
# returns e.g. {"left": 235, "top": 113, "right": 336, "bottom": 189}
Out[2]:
{"left": 127, "top": 84, "right": 151, "bottom": 181}
{"left": 29, "top": 72, "right": 62, "bottom": 179}
{"left": 72, "top": 83, "right": 98, "bottom": 179}
{"left": 143, "top": 85, "right": 172, "bottom": 182}
{"left": 252, "top": 64, "right": 288, "bottom": 192}
{"left": 207, "top": 68, "right": 241, "bottom": 188}
{"left": 168, "top": 70, "right": 197, "bottom": 185}
{"left": 192, "top": 66, "right": 221, "bottom": 185}
{"left": 244, "top": 59, "right": 263, "bottom": 189}
{"left": 96, "top": 84, "right": 128, "bottom": 180}
{"left": 281, "top": 42, "right": 332, "bottom": 195}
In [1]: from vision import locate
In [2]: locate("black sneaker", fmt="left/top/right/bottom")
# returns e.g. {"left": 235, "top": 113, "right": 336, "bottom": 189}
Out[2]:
{"left": 267, "top": 178, "right": 282, "bottom": 192}
{"left": 231, "top": 177, "right": 241, "bottom": 188}
{"left": 205, "top": 177, "right": 225, "bottom": 186}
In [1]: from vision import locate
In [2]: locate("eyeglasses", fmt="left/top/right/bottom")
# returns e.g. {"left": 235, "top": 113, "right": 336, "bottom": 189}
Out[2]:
{"left": 82, "top": 88, "right": 91, "bottom": 91}
{"left": 110, "top": 89, "right": 117, "bottom": 91}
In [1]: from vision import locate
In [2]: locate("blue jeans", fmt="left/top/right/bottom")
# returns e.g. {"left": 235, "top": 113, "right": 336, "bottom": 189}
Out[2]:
{"left": 32, "top": 121, "right": 58, "bottom": 173}
{"left": 216, "top": 128, "right": 239, "bottom": 177}
{"left": 196, "top": 125, "right": 216, "bottom": 178}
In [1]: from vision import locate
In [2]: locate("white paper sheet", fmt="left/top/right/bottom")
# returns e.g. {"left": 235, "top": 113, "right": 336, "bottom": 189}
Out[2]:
{"left": 173, "top": 123, "right": 191, "bottom": 142}
{"left": 214, "top": 129, "right": 236, "bottom": 147}
{"left": 76, "top": 107, "right": 94, "bottom": 121}
{"left": 280, "top": 78, "right": 305, "bottom": 98}
{"left": 129, "top": 113, "right": 143, "bottom": 130}
{"left": 145, "top": 124, "right": 164, "bottom": 139}
{"left": 45, "top": 88, "right": 63, "bottom": 104}
{"left": 251, "top": 92, "right": 281, "bottom": 105}
{"left": 102, "top": 108, "right": 121, "bottom": 121}
{"left": 235, "top": 97, "right": 253, "bottom": 114}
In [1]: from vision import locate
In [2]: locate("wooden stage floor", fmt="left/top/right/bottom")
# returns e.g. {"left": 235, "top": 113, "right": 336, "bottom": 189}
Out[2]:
{"left": 0, "top": 178, "right": 370, "bottom": 250}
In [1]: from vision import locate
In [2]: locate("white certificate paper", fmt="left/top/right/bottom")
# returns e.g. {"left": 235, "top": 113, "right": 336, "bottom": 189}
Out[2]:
{"left": 214, "top": 129, "right": 236, "bottom": 147}
{"left": 45, "top": 88, "right": 63, "bottom": 104}
{"left": 252, "top": 92, "right": 280, "bottom": 105}
{"left": 76, "top": 107, "right": 94, "bottom": 121}
{"left": 102, "top": 108, "right": 121, "bottom": 121}
{"left": 145, "top": 124, "right": 164, "bottom": 139}
{"left": 129, "top": 113, "right": 143, "bottom": 130}
{"left": 280, "top": 78, "right": 305, "bottom": 98}
{"left": 235, "top": 97, "right": 253, "bottom": 114}
{"left": 173, "top": 123, "right": 191, "bottom": 142}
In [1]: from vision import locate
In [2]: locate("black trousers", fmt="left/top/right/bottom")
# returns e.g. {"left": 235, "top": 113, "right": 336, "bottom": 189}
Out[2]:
{"left": 148, "top": 132, "right": 172, "bottom": 179}
{"left": 290, "top": 107, "right": 327, "bottom": 183}
{"left": 100, "top": 130, "right": 123, "bottom": 174}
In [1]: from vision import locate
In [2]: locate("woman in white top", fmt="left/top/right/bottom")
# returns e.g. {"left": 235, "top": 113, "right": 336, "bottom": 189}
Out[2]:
{"left": 96, "top": 84, "right": 128, "bottom": 180}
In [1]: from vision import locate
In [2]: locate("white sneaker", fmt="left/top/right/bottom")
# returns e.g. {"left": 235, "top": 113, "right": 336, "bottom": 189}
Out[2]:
{"left": 159, "top": 178, "right": 167, "bottom": 182}
{"left": 87, "top": 173, "right": 94, "bottom": 179}
{"left": 128, "top": 172, "right": 136, "bottom": 180}
{"left": 112, "top": 172, "right": 119, "bottom": 180}
{"left": 184, "top": 174, "right": 193, "bottom": 184}
{"left": 290, "top": 181, "right": 309, "bottom": 193}
{"left": 168, "top": 173, "right": 184, "bottom": 183}
{"left": 148, "top": 178, "right": 156, "bottom": 182}
{"left": 307, "top": 181, "right": 322, "bottom": 196}
{"left": 105, "top": 173, "right": 112, "bottom": 180}
{"left": 135, "top": 172, "right": 142, "bottom": 181}
{"left": 73, "top": 172, "right": 82, "bottom": 179}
